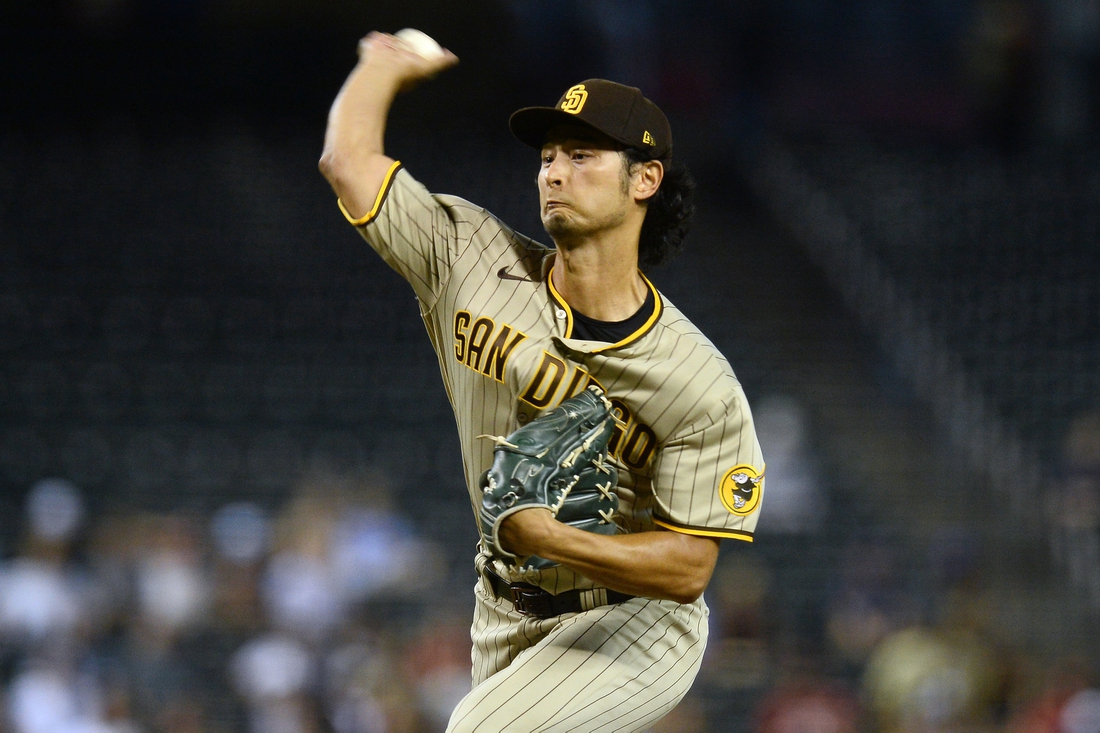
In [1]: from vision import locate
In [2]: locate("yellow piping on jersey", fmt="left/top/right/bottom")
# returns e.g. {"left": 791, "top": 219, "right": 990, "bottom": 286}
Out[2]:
{"left": 546, "top": 267, "right": 663, "bottom": 352}
{"left": 653, "top": 516, "right": 754, "bottom": 543}
{"left": 337, "top": 160, "right": 403, "bottom": 226}
{"left": 546, "top": 266, "right": 575, "bottom": 336}
{"left": 591, "top": 272, "right": 663, "bottom": 353}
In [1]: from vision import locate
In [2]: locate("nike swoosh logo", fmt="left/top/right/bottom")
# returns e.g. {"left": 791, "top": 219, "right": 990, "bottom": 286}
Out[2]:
{"left": 497, "top": 267, "right": 534, "bottom": 282}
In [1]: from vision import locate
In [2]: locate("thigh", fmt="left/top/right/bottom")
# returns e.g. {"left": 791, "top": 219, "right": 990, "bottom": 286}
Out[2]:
{"left": 468, "top": 577, "right": 562, "bottom": 687}
{"left": 451, "top": 589, "right": 709, "bottom": 733}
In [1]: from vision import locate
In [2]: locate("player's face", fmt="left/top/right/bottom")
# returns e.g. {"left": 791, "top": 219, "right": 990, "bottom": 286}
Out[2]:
{"left": 538, "top": 126, "right": 633, "bottom": 243}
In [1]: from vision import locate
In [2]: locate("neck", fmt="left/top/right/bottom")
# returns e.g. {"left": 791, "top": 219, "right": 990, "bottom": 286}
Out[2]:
{"left": 550, "top": 232, "right": 647, "bottom": 321}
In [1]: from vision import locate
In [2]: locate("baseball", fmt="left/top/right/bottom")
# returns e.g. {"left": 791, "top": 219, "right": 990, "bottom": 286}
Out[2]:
{"left": 394, "top": 28, "right": 446, "bottom": 60}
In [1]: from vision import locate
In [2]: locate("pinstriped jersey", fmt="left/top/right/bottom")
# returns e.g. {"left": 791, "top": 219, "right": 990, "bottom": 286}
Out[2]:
{"left": 343, "top": 162, "right": 765, "bottom": 593}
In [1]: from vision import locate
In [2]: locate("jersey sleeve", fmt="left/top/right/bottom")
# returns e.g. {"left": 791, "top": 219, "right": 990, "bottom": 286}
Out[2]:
{"left": 339, "top": 162, "right": 467, "bottom": 307}
{"left": 649, "top": 385, "right": 765, "bottom": 542}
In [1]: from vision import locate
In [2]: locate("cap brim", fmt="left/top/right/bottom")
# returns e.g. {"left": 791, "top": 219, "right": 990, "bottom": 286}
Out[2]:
{"left": 508, "top": 106, "right": 628, "bottom": 150}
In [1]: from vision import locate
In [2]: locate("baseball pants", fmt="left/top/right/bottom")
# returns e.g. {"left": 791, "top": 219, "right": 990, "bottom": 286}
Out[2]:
{"left": 445, "top": 579, "right": 709, "bottom": 733}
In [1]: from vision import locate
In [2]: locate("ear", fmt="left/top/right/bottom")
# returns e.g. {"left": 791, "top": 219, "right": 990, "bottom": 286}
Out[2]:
{"left": 632, "top": 160, "right": 664, "bottom": 203}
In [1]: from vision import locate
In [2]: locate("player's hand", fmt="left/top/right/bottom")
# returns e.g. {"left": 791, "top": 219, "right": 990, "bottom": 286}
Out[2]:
{"left": 356, "top": 31, "right": 459, "bottom": 93}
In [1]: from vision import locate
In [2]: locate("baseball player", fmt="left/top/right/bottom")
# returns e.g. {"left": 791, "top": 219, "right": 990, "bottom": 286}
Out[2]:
{"left": 319, "top": 32, "right": 765, "bottom": 732}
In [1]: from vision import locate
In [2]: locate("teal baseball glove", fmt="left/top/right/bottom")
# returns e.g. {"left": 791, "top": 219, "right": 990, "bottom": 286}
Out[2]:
{"left": 479, "top": 385, "right": 619, "bottom": 570}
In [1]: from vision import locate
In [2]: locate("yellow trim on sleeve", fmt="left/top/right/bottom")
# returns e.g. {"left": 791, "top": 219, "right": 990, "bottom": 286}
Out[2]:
{"left": 653, "top": 517, "right": 754, "bottom": 543}
{"left": 336, "top": 160, "right": 403, "bottom": 226}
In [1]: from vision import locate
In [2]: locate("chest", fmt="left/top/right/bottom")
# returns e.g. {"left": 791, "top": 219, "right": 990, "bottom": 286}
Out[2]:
{"left": 444, "top": 288, "right": 679, "bottom": 475}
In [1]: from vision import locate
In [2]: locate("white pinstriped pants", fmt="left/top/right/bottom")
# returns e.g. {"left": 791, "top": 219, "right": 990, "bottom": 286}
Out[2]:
{"left": 446, "top": 579, "right": 709, "bottom": 733}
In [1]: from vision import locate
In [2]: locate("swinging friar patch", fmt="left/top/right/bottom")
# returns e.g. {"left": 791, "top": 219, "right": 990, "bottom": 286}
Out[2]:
{"left": 718, "top": 464, "right": 764, "bottom": 516}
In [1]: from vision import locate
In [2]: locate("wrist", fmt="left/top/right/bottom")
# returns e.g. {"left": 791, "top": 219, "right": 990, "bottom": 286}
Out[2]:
{"left": 500, "top": 507, "right": 558, "bottom": 558}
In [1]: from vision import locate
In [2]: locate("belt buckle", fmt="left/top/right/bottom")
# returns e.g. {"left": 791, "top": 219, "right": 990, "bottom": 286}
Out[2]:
{"left": 509, "top": 584, "right": 553, "bottom": 618}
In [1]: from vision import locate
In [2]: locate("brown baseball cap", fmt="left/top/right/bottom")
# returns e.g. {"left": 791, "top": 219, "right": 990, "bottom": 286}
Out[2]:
{"left": 509, "top": 79, "right": 672, "bottom": 159}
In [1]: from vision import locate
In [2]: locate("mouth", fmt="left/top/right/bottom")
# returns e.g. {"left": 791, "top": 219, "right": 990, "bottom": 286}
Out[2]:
{"left": 544, "top": 200, "right": 569, "bottom": 213}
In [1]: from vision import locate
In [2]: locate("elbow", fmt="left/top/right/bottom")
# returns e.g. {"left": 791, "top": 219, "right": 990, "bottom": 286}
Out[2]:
{"left": 318, "top": 149, "right": 344, "bottom": 186}
{"left": 669, "top": 592, "right": 700, "bottom": 606}
{"left": 668, "top": 575, "right": 708, "bottom": 605}
{"left": 668, "top": 581, "right": 704, "bottom": 603}
{"left": 662, "top": 534, "right": 719, "bottom": 605}
{"left": 319, "top": 142, "right": 362, "bottom": 190}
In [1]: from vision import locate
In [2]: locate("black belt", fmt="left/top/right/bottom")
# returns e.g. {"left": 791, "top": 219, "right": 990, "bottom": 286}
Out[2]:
{"left": 484, "top": 568, "right": 635, "bottom": 619}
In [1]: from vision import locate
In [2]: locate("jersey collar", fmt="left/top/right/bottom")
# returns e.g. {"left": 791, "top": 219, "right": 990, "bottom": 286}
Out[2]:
{"left": 546, "top": 263, "right": 664, "bottom": 354}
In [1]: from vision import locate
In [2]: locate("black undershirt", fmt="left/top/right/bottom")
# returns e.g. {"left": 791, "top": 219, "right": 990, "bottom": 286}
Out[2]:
{"left": 570, "top": 288, "right": 656, "bottom": 343}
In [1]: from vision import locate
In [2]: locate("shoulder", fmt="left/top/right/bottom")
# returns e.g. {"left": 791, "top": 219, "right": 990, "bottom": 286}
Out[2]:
{"left": 429, "top": 190, "right": 494, "bottom": 222}
{"left": 378, "top": 167, "right": 493, "bottom": 230}
{"left": 431, "top": 190, "right": 553, "bottom": 259}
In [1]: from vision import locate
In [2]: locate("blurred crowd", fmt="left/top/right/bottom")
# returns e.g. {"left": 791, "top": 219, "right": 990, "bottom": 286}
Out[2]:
{"left": 2, "top": 398, "right": 1098, "bottom": 732}
{"left": 1051, "top": 411, "right": 1100, "bottom": 610}
{"left": 3, "top": 0, "right": 1095, "bottom": 726}
{"left": 0, "top": 474, "right": 468, "bottom": 733}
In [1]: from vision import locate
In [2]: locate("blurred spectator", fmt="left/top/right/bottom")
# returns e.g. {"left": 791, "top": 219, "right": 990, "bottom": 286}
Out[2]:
{"left": 1061, "top": 689, "right": 1100, "bottom": 733}
{"left": 212, "top": 502, "right": 271, "bottom": 567}
{"left": 324, "top": 637, "right": 419, "bottom": 733}
{"left": 1008, "top": 660, "right": 1095, "bottom": 733}
{"left": 1051, "top": 411, "right": 1100, "bottom": 609}
{"left": 753, "top": 679, "right": 861, "bottom": 733}
{"left": 209, "top": 502, "right": 270, "bottom": 631}
{"left": 7, "top": 664, "right": 139, "bottom": 733}
{"left": 2, "top": 482, "right": 141, "bottom": 733}
{"left": 25, "top": 478, "right": 85, "bottom": 546}
{"left": 262, "top": 486, "right": 348, "bottom": 642}
{"left": 262, "top": 551, "right": 344, "bottom": 643}
{"left": 330, "top": 503, "right": 444, "bottom": 606}
{"left": 753, "top": 395, "right": 825, "bottom": 534}
{"left": 218, "top": 474, "right": 450, "bottom": 731}
{"left": 701, "top": 554, "right": 773, "bottom": 690}
{"left": 0, "top": 479, "right": 90, "bottom": 653}
{"left": 825, "top": 539, "right": 917, "bottom": 667}
{"left": 404, "top": 613, "right": 472, "bottom": 730}
{"left": 123, "top": 515, "right": 210, "bottom": 642}
{"left": 863, "top": 624, "right": 1002, "bottom": 732}
{"left": 231, "top": 633, "right": 319, "bottom": 733}
{"left": 261, "top": 474, "right": 446, "bottom": 643}
{"left": 116, "top": 514, "right": 213, "bottom": 731}
{"left": 862, "top": 522, "right": 1009, "bottom": 732}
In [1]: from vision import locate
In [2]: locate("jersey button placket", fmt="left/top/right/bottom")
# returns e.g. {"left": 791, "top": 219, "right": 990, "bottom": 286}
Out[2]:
{"left": 554, "top": 307, "right": 568, "bottom": 341}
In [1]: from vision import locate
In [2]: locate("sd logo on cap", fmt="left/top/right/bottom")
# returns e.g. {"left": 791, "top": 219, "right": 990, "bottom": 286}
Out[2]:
{"left": 510, "top": 78, "right": 672, "bottom": 159}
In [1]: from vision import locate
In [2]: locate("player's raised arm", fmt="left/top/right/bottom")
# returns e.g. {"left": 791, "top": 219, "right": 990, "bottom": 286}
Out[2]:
{"left": 318, "top": 31, "right": 458, "bottom": 218}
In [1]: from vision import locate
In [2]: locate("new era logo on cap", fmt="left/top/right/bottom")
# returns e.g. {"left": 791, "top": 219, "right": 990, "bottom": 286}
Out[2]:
{"left": 510, "top": 79, "right": 672, "bottom": 159}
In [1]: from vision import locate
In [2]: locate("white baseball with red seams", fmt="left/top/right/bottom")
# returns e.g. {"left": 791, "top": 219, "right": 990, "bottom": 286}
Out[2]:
{"left": 394, "top": 28, "right": 446, "bottom": 60}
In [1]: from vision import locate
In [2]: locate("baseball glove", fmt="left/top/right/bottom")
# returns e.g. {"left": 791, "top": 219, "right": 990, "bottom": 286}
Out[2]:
{"left": 479, "top": 385, "right": 619, "bottom": 570}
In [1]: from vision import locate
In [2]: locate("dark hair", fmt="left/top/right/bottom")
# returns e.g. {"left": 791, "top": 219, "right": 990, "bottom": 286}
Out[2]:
{"left": 622, "top": 148, "right": 696, "bottom": 269}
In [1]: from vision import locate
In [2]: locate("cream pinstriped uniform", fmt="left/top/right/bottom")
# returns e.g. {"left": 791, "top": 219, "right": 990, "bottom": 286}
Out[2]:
{"left": 341, "top": 161, "right": 765, "bottom": 732}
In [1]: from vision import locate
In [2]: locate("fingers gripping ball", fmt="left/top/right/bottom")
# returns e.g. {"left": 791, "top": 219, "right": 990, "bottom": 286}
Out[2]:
{"left": 394, "top": 28, "right": 446, "bottom": 60}
{"left": 479, "top": 386, "right": 620, "bottom": 570}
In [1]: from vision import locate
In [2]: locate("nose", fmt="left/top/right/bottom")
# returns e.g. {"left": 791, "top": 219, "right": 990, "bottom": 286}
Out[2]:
{"left": 543, "top": 154, "right": 566, "bottom": 188}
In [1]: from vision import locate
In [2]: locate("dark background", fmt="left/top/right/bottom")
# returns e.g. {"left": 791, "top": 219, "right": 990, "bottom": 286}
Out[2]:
{"left": 1, "top": 1, "right": 1098, "bottom": 731}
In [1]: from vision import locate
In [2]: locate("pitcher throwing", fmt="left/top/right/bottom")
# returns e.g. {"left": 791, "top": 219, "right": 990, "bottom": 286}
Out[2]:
{"left": 319, "top": 31, "right": 765, "bottom": 732}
